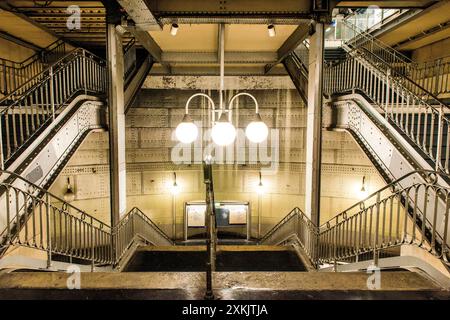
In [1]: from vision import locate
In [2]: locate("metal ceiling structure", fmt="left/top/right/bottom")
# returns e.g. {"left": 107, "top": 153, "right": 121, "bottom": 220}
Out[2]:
{"left": 0, "top": 0, "right": 445, "bottom": 75}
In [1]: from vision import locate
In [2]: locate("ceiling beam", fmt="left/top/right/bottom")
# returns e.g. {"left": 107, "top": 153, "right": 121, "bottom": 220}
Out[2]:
{"left": 113, "top": 0, "right": 170, "bottom": 73}
{"left": 0, "top": 31, "right": 43, "bottom": 51}
{"left": 264, "top": 22, "right": 312, "bottom": 73}
{"left": 149, "top": 64, "right": 287, "bottom": 76}
{"left": 395, "top": 20, "right": 450, "bottom": 50}
{"left": 117, "top": 0, "right": 162, "bottom": 31}
{"left": 161, "top": 52, "right": 278, "bottom": 64}
{"left": 0, "top": 2, "right": 62, "bottom": 41}
{"left": 129, "top": 27, "right": 171, "bottom": 73}
{"left": 335, "top": 1, "right": 439, "bottom": 8}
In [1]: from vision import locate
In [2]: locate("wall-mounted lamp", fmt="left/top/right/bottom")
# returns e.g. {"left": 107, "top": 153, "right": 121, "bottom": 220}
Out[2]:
{"left": 358, "top": 176, "right": 368, "bottom": 199}
{"left": 63, "top": 177, "right": 75, "bottom": 202}
{"left": 257, "top": 171, "right": 265, "bottom": 194}
{"left": 268, "top": 24, "right": 276, "bottom": 37}
{"left": 170, "top": 172, "right": 180, "bottom": 195}
{"left": 170, "top": 23, "right": 179, "bottom": 36}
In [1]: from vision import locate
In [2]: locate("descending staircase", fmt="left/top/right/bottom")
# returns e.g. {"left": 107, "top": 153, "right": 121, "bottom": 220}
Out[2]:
{"left": 124, "top": 245, "right": 307, "bottom": 272}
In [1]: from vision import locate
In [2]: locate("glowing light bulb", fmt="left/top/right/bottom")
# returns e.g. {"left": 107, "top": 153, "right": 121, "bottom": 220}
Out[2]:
{"left": 245, "top": 113, "right": 269, "bottom": 143}
{"left": 175, "top": 114, "right": 198, "bottom": 144}
{"left": 211, "top": 114, "right": 236, "bottom": 146}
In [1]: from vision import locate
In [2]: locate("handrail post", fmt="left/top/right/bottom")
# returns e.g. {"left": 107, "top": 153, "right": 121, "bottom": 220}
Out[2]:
{"left": 435, "top": 107, "right": 444, "bottom": 171}
{"left": 46, "top": 193, "right": 52, "bottom": 269}
{"left": 91, "top": 216, "right": 95, "bottom": 272}
{"left": 83, "top": 50, "right": 87, "bottom": 95}
{"left": 0, "top": 118, "right": 4, "bottom": 171}
{"left": 49, "top": 66, "right": 55, "bottom": 121}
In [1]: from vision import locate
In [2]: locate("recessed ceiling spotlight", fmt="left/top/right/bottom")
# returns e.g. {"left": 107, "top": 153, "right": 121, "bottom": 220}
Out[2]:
{"left": 268, "top": 24, "right": 276, "bottom": 37}
{"left": 170, "top": 23, "right": 179, "bottom": 36}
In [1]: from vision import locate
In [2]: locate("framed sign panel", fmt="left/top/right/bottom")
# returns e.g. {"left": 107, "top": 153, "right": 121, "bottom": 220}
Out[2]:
{"left": 184, "top": 201, "right": 250, "bottom": 240}
{"left": 186, "top": 204, "right": 206, "bottom": 227}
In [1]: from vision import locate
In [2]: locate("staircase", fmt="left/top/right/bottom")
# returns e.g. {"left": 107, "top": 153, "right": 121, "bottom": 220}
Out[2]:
{"left": 0, "top": 38, "right": 154, "bottom": 268}
{"left": 281, "top": 25, "right": 450, "bottom": 286}
{"left": 0, "top": 40, "right": 69, "bottom": 99}
{"left": 124, "top": 245, "right": 307, "bottom": 272}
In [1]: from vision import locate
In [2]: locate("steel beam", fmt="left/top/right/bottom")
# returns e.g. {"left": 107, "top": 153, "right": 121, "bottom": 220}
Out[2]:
{"left": 117, "top": 0, "right": 162, "bottom": 31}
{"left": 107, "top": 23, "right": 127, "bottom": 225}
{"left": 0, "top": 2, "right": 62, "bottom": 42}
{"left": 0, "top": 31, "right": 42, "bottom": 51}
{"left": 161, "top": 51, "right": 277, "bottom": 64}
{"left": 265, "top": 22, "right": 311, "bottom": 73}
{"left": 304, "top": 23, "right": 325, "bottom": 226}
{"left": 145, "top": 0, "right": 312, "bottom": 15}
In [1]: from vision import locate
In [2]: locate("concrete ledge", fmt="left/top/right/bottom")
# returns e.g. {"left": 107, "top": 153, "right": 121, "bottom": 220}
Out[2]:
{"left": 0, "top": 271, "right": 440, "bottom": 291}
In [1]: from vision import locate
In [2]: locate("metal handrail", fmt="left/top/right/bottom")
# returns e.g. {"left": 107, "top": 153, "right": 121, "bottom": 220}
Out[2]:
{"left": 342, "top": 18, "right": 412, "bottom": 65}
{"left": 259, "top": 207, "right": 318, "bottom": 266}
{"left": 341, "top": 20, "right": 448, "bottom": 108}
{"left": 0, "top": 170, "right": 112, "bottom": 266}
{"left": 318, "top": 170, "right": 450, "bottom": 265}
{"left": 259, "top": 170, "right": 449, "bottom": 268}
{"left": 113, "top": 207, "right": 174, "bottom": 265}
{"left": 0, "top": 47, "right": 107, "bottom": 168}
{"left": 0, "top": 170, "right": 174, "bottom": 267}
{"left": 324, "top": 53, "right": 450, "bottom": 174}
{"left": 0, "top": 39, "right": 68, "bottom": 96}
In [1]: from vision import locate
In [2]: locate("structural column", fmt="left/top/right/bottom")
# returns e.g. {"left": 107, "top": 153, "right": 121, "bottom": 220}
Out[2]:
{"left": 304, "top": 23, "right": 324, "bottom": 226}
{"left": 107, "top": 15, "right": 127, "bottom": 226}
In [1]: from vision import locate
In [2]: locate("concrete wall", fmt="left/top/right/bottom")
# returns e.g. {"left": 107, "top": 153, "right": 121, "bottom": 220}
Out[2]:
{"left": 49, "top": 88, "right": 385, "bottom": 239}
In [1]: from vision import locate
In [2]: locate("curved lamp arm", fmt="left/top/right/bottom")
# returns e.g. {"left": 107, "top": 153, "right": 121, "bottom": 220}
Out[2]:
{"left": 185, "top": 93, "right": 216, "bottom": 115}
{"left": 227, "top": 92, "right": 259, "bottom": 121}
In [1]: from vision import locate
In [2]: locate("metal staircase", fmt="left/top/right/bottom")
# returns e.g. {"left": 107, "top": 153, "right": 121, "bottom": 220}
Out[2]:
{"left": 0, "top": 39, "right": 154, "bottom": 269}
{"left": 279, "top": 24, "right": 450, "bottom": 285}
{"left": 260, "top": 170, "right": 450, "bottom": 286}
{"left": 0, "top": 169, "right": 173, "bottom": 270}
{"left": 0, "top": 40, "right": 69, "bottom": 98}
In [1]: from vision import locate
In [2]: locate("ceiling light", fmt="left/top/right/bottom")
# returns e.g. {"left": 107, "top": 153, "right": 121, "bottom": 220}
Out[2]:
{"left": 246, "top": 113, "right": 269, "bottom": 143}
{"left": 211, "top": 113, "right": 237, "bottom": 146}
{"left": 175, "top": 114, "right": 198, "bottom": 144}
{"left": 170, "top": 23, "right": 179, "bottom": 36}
{"left": 268, "top": 25, "right": 276, "bottom": 37}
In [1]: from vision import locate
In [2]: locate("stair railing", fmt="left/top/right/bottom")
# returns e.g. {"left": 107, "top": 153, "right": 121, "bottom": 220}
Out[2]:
{"left": 409, "top": 55, "right": 450, "bottom": 98}
{"left": 318, "top": 170, "right": 450, "bottom": 266}
{"left": 0, "top": 170, "right": 113, "bottom": 266}
{"left": 0, "top": 48, "right": 107, "bottom": 169}
{"left": 259, "top": 207, "right": 318, "bottom": 267}
{"left": 114, "top": 207, "right": 174, "bottom": 264}
{"left": 0, "top": 170, "right": 174, "bottom": 268}
{"left": 341, "top": 20, "right": 448, "bottom": 108}
{"left": 0, "top": 39, "right": 68, "bottom": 97}
{"left": 259, "top": 170, "right": 449, "bottom": 269}
{"left": 123, "top": 38, "right": 137, "bottom": 84}
{"left": 341, "top": 18, "right": 412, "bottom": 73}
{"left": 323, "top": 52, "right": 450, "bottom": 174}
